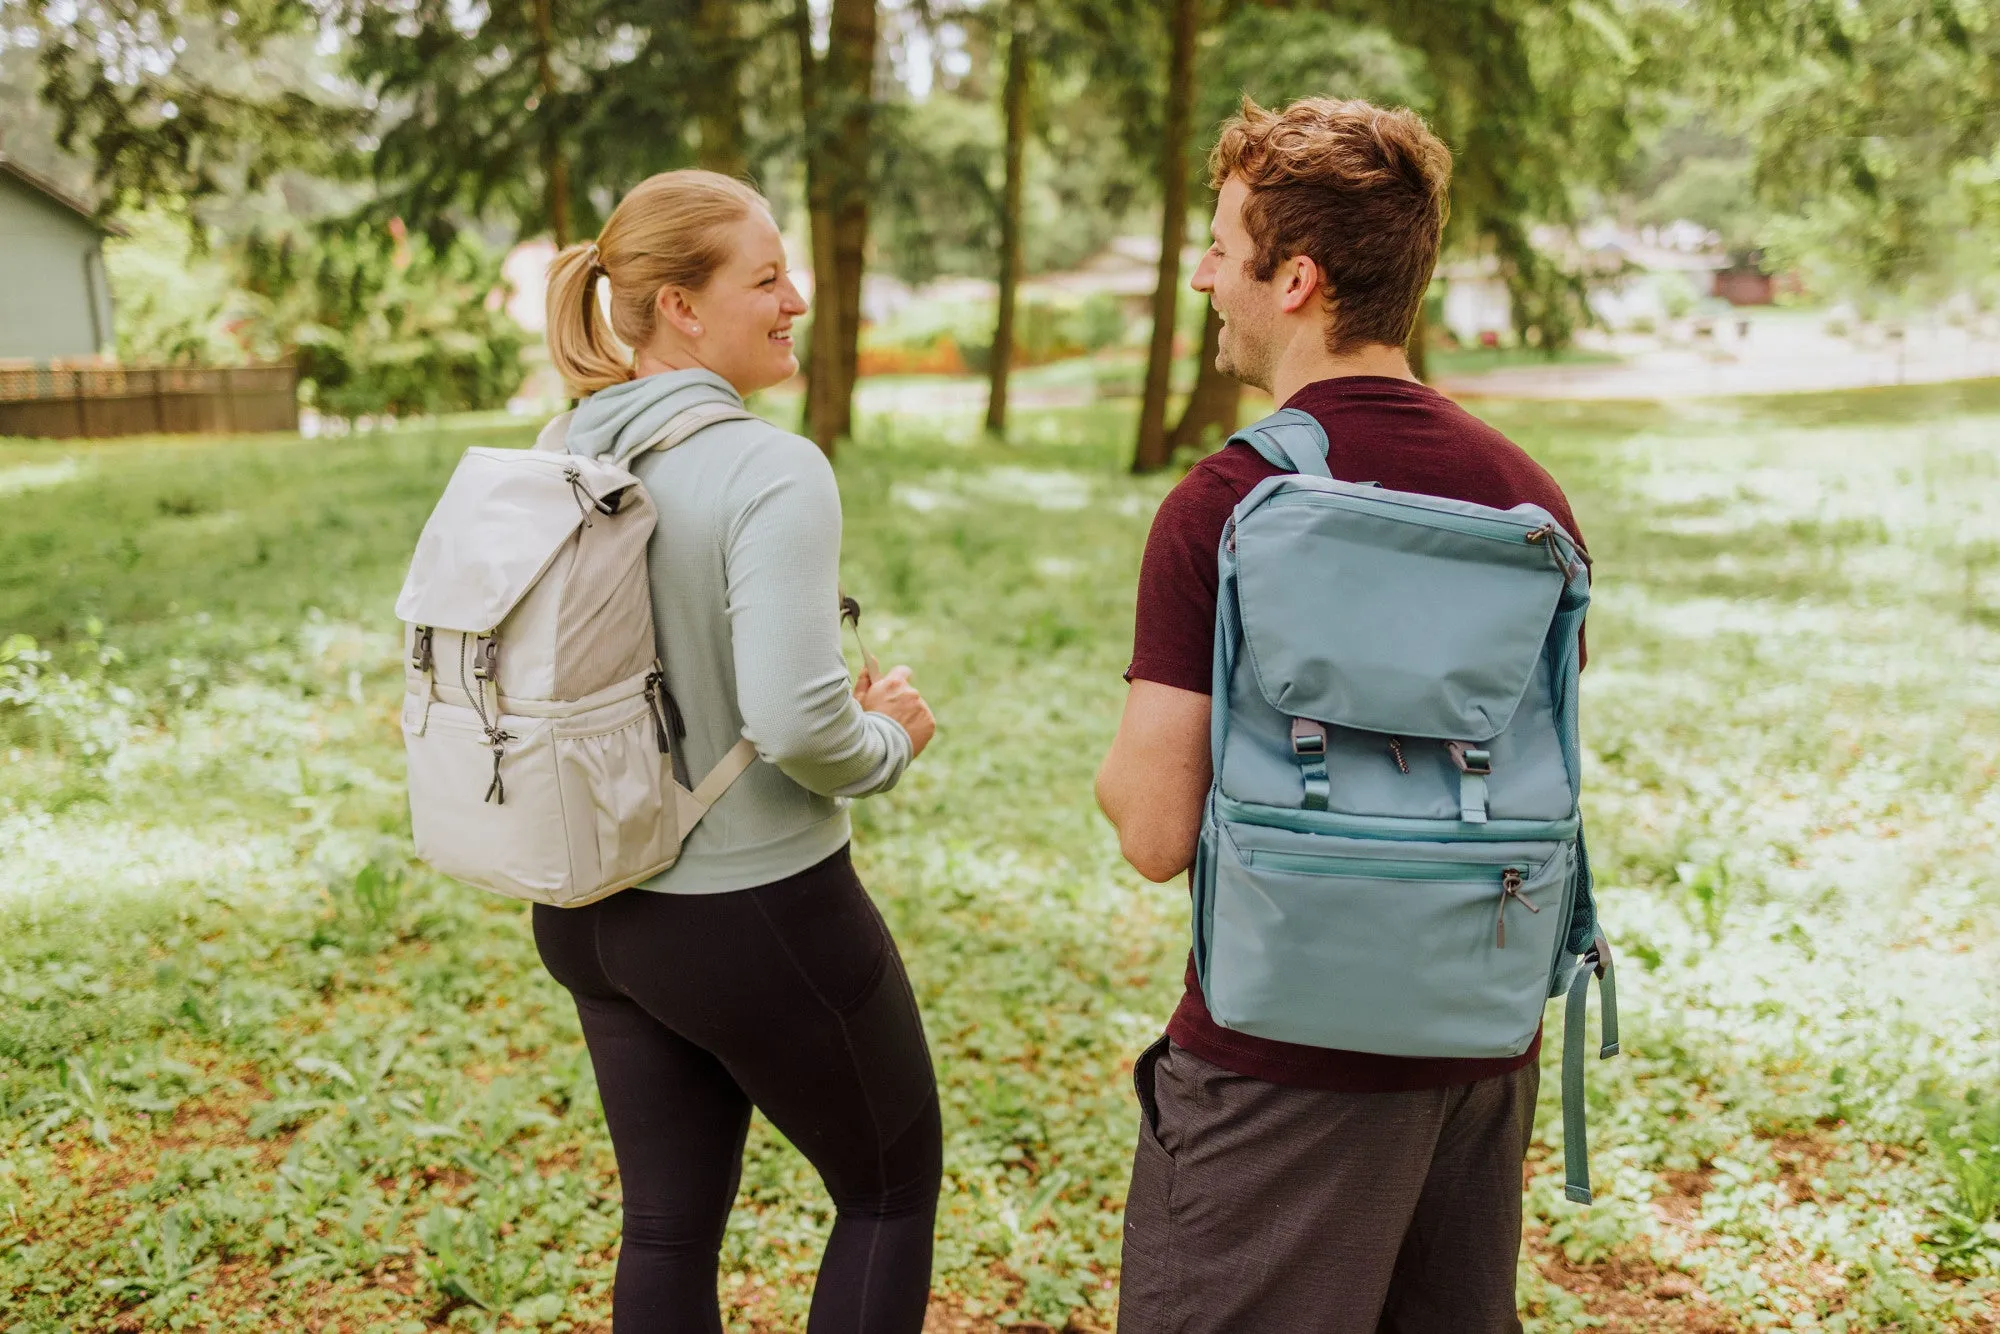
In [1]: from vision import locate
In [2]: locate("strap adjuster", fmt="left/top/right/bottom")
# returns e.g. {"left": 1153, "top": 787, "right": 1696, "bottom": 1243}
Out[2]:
{"left": 1447, "top": 742, "right": 1491, "bottom": 775}
{"left": 1290, "top": 718, "right": 1330, "bottom": 811}
{"left": 410, "top": 625, "right": 434, "bottom": 673}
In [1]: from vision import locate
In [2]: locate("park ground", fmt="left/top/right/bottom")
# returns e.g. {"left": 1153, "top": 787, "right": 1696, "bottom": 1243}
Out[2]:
{"left": 3, "top": 381, "right": 2000, "bottom": 1331}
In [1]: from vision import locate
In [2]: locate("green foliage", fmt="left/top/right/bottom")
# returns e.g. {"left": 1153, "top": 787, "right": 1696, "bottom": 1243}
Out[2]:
{"left": 238, "top": 224, "right": 527, "bottom": 418}
{"left": 1684, "top": 0, "right": 2000, "bottom": 299}
{"left": 6, "top": 376, "right": 2000, "bottom": 1328}
{"left": 91, "top": 206, "right": 525, "bottom": 417}
{"left": 102, "top": 209, "right": 251, "bottom": 366}
{"left": 20, "top": 0, "right": 361, "bottom": 209}
{"left": 1918, "top": 1083, "right": 2000, "bottom": 1273}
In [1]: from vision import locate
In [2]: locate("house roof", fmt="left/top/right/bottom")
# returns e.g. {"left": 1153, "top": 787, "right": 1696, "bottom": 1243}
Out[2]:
{"left": 0, "top": 155, "right": 128, "bottom": 237}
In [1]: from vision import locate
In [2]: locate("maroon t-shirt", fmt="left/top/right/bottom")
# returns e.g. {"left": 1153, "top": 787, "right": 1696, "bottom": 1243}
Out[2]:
{"left": 1128, "top": 375, "right": 1588, "bottom": 1091}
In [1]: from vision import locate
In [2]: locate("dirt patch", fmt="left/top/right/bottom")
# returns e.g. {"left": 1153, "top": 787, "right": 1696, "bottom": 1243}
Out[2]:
{"left": 1653, "top": 1167, "right": 1713, "bottom": 1227}
{"left": 1529, "top": 1227, "right": 1744, "bottom": 1334}
{"left": 1764, "top": 1131, "right": 1845, "bottom": 1204}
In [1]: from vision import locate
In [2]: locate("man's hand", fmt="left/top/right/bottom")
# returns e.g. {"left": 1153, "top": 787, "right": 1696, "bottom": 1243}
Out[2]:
{"left": 1095, "top": 680, "right": 1212, "bottom": 882}
{"left": 855, "top": 665, "right": 936, "bottom": 759}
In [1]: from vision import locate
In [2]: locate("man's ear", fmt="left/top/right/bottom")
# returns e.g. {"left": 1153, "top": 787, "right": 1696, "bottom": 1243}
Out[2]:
{"left": 656, "top": 285, "right": 701, "bottom": 339}
{"left": 1278, "top": 255, "right": 1324, "bottom": 315}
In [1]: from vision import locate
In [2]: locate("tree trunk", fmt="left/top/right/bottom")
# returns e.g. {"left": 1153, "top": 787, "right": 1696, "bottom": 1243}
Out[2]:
{"left": 797, "top": 0, "right": 876, "bottom": 456}
{"left": 795, "top": 0, "right": 833, "bottom": 451}
{"left": 1405, "top": 300, "right": 1429, "bottom": 382}
{"left": 534, "top": 0, "right": 570, "bottom": 246}
{"left": 694, "top": 0, "right": 747, "bottom": 178}
{"left": 1169, "top": 303, "right": 1242, "bottom": 453}
{"left": 985, "top": 0, "right": 1030, "bottom": 436}
{"left": 1132, "top": 0, "right": 1199, "bottom": 474}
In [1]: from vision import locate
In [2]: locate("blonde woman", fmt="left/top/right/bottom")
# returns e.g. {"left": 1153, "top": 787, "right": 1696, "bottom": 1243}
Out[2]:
{"left": 533, "top": 170, "right": 940, "bottom": 1333}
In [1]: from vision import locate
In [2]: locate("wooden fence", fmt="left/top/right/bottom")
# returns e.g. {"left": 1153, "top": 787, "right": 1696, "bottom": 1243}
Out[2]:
{"left": 0, "top": 364, "right": 299, "bottom": 439}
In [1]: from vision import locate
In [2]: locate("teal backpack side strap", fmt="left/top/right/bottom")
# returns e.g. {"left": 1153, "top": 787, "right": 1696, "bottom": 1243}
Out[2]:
{"left": 1561, "top": 932, "right": 1621, "bottom": 1202}
{"left": 1229, "top": 408, "right": 1335, "bottom": 479}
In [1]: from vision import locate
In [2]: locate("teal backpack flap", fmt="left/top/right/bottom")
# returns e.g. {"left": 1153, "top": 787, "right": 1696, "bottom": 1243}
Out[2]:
{"left": 1197, "top": 407, "right": 1617, "bottom": 1202}
{"left": 1234, "top": 479, "right": 1571, "bottom": 741}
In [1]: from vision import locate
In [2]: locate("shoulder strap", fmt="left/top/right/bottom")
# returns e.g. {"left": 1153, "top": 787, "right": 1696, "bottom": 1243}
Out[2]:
{"left": 613, "top": 401, "right": 758, "bottom": 469}
{"left": 532, "top": 409, "right": 575, "bottom": 453}
{"left": 1227, "top": 407, "right": 1332, "bottom": 479}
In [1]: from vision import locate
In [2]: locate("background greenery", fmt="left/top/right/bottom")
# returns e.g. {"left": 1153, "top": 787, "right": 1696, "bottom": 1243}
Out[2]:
{"left": 2, "top": 385, "right": 1998, "bottom": 1330}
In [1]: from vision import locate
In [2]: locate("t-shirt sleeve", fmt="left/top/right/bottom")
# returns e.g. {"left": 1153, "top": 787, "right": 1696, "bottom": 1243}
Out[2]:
{"left": 1125, "top": 465, "right": 1236, "bottom": 694}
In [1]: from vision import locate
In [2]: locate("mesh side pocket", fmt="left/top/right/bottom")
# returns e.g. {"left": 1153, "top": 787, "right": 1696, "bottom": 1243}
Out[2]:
{"left": 553, "top": 699, "right": 678, "bottom": 900}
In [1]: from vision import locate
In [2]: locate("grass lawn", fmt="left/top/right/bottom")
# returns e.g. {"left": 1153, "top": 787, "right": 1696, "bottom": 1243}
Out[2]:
{"left": 3, "top": 382, "right": 1999, "bottom": 1332}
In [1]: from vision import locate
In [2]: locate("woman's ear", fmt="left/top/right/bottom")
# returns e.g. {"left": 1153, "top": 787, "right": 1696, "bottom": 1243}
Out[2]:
{"left": 656, "top": 285, "right": 704, "bottom": 339}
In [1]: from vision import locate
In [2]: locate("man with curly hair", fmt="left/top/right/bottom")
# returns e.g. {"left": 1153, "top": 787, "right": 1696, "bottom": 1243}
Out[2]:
{"left": 1097, "top": 96, "right": 1590, "bottom": 1333}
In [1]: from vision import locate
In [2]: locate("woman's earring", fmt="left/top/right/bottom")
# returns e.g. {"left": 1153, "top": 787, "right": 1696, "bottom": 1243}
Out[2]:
{"left": 690, "top": 324, "right": 703, "bottom": 336}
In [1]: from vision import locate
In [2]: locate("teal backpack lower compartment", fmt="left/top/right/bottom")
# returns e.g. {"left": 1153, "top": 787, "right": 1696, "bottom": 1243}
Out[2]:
{"left": 1193, "top": 408, "right": 1619, "bottom": 1203}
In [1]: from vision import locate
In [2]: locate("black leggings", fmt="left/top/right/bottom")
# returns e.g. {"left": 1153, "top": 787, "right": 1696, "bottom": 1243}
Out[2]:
{"left": 533, "top": 846, "right": 941, "bottom": 1334}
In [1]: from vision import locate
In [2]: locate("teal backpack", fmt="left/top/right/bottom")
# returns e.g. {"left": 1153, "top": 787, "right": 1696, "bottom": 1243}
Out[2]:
{"left": 1193, "top": 408, "right": 1619, "bottom": 1203}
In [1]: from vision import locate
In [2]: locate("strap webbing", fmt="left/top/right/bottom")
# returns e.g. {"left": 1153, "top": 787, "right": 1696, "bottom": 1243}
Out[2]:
{"left": 1459, "top": 771, "right": 1489, "bottom": 823}
{"left": 1448, "top": 742, "right": 1492, "bottom": 824}
{"left": 1230, "top": 407, "right": 1334, "bottom": 479}
{"left": 1561, "top": 933, "right": 1620, "bottom": 1204}
{"left": 612, "top": 401, "right": 757, "bottom": 468}
{"left": 1290, "top": 718, "right": 1330, "bottom": 810}
{"left": 689, "top": 737, "right": 759, "bottom": 811}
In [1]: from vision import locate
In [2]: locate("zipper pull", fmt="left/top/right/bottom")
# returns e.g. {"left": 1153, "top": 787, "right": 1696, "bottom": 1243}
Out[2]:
{"left": 1496, "top": 867, "right": 1537, "bottom": 947}
{"left": 1387, "top": 735, "right": 1408, "bottom": 773}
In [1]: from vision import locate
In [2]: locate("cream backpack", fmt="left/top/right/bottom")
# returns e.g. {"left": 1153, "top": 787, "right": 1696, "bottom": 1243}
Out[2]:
{"left": 395, "top": 402, "right": 758, "bottom": 907}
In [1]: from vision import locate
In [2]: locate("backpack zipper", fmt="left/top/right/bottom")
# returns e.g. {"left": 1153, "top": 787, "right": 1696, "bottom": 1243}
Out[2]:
{"left": 1275, "top": 488, "right": 1567, "bottom": 551}
{"left": 1244, "top": 852, "right": 1539, "bottom": 948}
{"left": 1244, "top": 851, "right": 1520, "bottom": 882}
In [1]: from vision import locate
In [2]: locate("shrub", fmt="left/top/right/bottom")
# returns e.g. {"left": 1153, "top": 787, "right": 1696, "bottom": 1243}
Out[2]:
{"left": 239, "top": 224, "right": 527, "bottom": 418}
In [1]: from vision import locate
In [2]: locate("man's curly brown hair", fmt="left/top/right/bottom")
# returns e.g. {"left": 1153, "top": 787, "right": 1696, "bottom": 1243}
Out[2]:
{"left": 1209, "top": 96, "right": 1452, "bottom": 354}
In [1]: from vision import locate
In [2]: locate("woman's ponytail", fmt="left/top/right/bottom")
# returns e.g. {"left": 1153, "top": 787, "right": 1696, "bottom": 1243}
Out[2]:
{"left": 545, "top": 242, "right": 633, "bottom": 396}
{"left": 542, "top": 171, "right": 771, "bottom": 397}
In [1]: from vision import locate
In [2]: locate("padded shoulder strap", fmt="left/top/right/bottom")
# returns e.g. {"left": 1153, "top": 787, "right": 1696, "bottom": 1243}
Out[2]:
{"left": 613, "top": 401, "right": 758, "bottom": 469}
{"left": 1227, "top": 407, "right": 1332, "bottom": 479}
{"left": 532, "top": 410, "right": 575, "bottom": 453}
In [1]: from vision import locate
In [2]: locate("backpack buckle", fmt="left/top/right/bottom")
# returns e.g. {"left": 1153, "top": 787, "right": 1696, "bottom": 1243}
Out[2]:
{"left": 472, "top": 635, "right": 500, "bottom": 681}
{"left": 1447, "top": 742, "right": 1491, "bottom": 823}
{"left": 410, "top": 626, "right": 433, "bottom": 674}
{"left": 1290, "top": 719, "right": 1330, "bottom": 810}
{"left": 1446, "top": 742, "right": 1490, "bottom": 775}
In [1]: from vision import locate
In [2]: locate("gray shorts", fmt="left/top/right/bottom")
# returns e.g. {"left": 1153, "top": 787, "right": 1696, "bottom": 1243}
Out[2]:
{"left": 1116, "top": 1037, "right": 1537, "bottom": 1334}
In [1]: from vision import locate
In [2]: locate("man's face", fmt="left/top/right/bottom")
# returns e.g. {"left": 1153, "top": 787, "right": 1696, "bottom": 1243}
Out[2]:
{"left": 1190, "top": 176, "right": 1279, "bottom": 391}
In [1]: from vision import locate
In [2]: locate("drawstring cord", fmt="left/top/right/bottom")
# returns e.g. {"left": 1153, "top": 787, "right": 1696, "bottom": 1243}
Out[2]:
{"left": 459, "top": 633, "right": 513, "bottom": 805}
{"left": 482, "top": 726, "right": 515, "bottom": 804}
{"left": 1496, "top": 868, "right": 1539, "bottom": 947}
{"left": 564, "top": 465, "right": 615, "bottom": 526}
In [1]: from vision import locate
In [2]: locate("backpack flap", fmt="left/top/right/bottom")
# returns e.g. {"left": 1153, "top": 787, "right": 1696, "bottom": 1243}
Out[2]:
{"left": 1233, "top": 478, "right": 1573, "bottom": 742}
{"left": 395, "top": 447, "right": 638, "bottom": 634}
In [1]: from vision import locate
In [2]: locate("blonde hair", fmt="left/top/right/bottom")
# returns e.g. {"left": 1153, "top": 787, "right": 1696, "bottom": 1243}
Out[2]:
{"left": 545, "top": 170, "right": 770, "bottom": 395}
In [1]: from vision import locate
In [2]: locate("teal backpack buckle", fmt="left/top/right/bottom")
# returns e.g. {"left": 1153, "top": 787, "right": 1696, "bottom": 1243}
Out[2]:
{"left": 1291, "top": 717, "right": 1331, "bottom": 811}
{"left": 1447, "top": 741, "right": 1492, "bottom": 824}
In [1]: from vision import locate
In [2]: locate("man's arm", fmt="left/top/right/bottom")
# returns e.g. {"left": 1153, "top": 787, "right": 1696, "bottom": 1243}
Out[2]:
{"left": 1095, "top": 680, "right": 1212, "bottom": 882}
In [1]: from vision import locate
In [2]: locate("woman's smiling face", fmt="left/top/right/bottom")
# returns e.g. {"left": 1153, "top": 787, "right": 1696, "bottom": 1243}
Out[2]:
{"left": 662, "top": 208, "right": 808, "bottom": 395}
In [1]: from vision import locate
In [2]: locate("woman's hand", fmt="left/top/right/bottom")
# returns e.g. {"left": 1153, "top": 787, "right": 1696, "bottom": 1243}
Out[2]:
{"left": 854, "top": 665, "right": 936, "bottom": 760}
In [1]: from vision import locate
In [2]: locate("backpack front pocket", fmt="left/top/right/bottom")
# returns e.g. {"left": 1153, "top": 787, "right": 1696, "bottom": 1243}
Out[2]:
{"left": 1202, "top": 823, "right": 1572, "bottom": 1058}
{"left": 403, "top": 697, "right": 570, "bottom": 902}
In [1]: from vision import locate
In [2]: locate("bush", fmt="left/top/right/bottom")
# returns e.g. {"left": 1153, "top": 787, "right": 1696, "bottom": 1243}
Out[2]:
{"left": 240, "top": 224, "right": 527, "bottom": 418}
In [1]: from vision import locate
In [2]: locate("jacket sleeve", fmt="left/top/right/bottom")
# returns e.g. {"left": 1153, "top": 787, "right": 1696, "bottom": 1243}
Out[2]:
{"left": 719, "top": 434, "right": 912, "bottom": 798}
